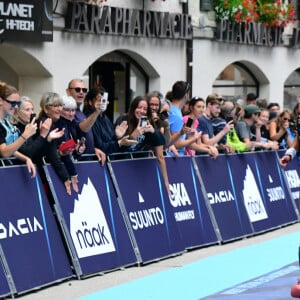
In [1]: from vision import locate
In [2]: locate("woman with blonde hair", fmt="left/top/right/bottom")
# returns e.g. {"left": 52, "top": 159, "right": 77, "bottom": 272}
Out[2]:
{"left": 0, "top": 81, "right": 36, "bottom": 177}
{"left": 269, "top": 109, "right": 294, "bottom": 149}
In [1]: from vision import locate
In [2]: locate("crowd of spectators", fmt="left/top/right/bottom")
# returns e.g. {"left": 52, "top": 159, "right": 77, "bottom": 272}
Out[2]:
{"left": 0, "top": 79, "right": 298, "bottom": 195}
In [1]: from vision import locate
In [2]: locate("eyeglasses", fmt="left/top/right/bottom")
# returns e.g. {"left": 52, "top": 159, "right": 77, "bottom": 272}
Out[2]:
{"left": 47, "top": 104, "right": 63, "bottom": 108}
{"left": 2, "top": 98, "right": 21, "bottom": 107}
{"left": 283, "top": 117, "right": 291, "bottom": 121}
{"left": 69, "top": 87, "right": 88, "bottom": 93}
{"left": 150, "top": 103, "right": 160, "bottom": 107}
{"left": 63, "top": 108, "right": 76, "bottom": 112}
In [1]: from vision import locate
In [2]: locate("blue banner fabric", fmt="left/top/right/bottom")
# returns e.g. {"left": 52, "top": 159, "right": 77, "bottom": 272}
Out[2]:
{"left": 0, "top": 166, "right": 73, "bottom": 294}
{"left": 44, "top": 161, "right": 138, "bottom": 276}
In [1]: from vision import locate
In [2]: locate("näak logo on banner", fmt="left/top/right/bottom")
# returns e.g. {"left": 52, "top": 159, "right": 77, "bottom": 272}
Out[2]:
{"left": 70, "top": 178, "right": 116, "bottom": 258}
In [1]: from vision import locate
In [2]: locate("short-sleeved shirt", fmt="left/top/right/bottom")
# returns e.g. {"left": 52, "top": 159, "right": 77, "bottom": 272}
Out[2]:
{"left": 169, "top": 104, "right": 185, "bottom": 156}
{"left": 235, "top": 120, "right": 255, "bottom": 141}
{"left": 198, "top": 115, "right": 214, "bottom": 138}
{"left": 0, "top": 118, "right": 19, "bottom": 146}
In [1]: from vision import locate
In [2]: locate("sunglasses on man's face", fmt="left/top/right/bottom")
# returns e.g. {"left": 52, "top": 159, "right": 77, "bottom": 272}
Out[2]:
{"left": 69, "top": 87, "right": 88, "bottom": 93}
{"left": 2, "top": 97, "right": 21, "bottom": 108}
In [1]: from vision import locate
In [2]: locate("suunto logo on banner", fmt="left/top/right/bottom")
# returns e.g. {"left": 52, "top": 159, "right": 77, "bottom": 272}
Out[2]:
{"left": 129, "top": 192, "right": 165, "bottom": 230}
{"left": 243, "top": 164, "right": 268, "bottom": 222}
{"left": 0, "top": 217, "right": 43, "bottom": 239}
{"left": 70, "top": 178, "right": 116, "bottom": 258}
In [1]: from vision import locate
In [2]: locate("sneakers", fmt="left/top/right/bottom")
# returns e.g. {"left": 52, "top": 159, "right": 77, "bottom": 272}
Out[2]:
{"left": 291, "top": 279, "right": 300, "bottom": 298}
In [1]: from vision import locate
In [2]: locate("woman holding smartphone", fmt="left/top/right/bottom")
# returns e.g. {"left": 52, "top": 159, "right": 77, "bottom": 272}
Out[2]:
{"left": 114, "top": 95, "right": 170, "bottom": 193}
{"left": 183, "top": 96, "right": 218, "bottom": 158}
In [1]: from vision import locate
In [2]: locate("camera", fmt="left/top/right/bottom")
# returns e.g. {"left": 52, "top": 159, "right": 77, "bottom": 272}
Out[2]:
{"left": 290, "top": 115, "right": 300, "bottom": 136}
{"left": 158, "top": 110, "right": 169, "bottom": 121}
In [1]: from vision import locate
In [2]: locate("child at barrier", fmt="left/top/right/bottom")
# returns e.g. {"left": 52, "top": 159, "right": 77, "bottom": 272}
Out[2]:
{"left": 0, "top": 81, "right": 36, "bottom": 177}
{"left": 114, "top": 95, "right": 170, "bottom": 193}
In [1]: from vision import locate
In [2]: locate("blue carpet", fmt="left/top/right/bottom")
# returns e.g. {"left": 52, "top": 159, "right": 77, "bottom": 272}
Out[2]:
{"left": 78, "top": 231, "right": 300, "bottom": 300}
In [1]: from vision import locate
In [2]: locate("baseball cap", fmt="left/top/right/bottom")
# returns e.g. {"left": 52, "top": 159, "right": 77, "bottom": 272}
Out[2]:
{"left": 244, "top": 104, "right": 261, "bottom": 115}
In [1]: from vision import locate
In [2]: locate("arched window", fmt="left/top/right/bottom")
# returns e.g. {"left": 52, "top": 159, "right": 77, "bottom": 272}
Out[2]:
{"left": 212, "top": 62, "right": 259, "bottom": 103}
{"left": 284, "top": 68, "right": 300, "bottom": 110}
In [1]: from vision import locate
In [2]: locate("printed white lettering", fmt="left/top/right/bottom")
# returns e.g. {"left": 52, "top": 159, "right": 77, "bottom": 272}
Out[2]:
{"left": 0, "top": 3, "right": 33, "bottom": 18}
{"left": 208, "top": 190, "right": 234, "bottom": 204}
{"left": 169, "top": 183, "right": 191, "bottom": 207}
{"left": 76, "top": 221, "right": 109, "bottom": 249}
{"left": 174, "top": 210, "right": 195, "bottom": 221}
{"left": 0, "top": 217, "right": 43, "bottom": 239}
{"left": 129, "top": 207, "right": 164, "bottom": 230}
{"left": 6, "top": 19, "right": 34, "bottom": 31}
{"left": 266, "top": 187, "right": 285, "bottom": 202}
{"left": 285, "top": 170, "right": 300, "bottom": 189}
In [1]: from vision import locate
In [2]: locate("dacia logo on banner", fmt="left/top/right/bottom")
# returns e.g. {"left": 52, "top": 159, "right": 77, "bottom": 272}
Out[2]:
{"left": 70, "top": 178, "right": 116, "bottom": 258}
{"left": 129, "top": 192, "right": 164, "bottom": 230}
{"left": 0, "top": 217, "right": 43, "bottom": 239}
{"left": 243, "top": 164, "right": 268, "bottom": 222}
{"left": 207, "top": 190, "right": 234, "bottom": 204}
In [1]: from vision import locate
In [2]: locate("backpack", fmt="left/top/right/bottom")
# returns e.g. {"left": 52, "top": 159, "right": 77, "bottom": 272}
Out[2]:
{"left": 226, "top": 129, "right": 249, "bottom": 152}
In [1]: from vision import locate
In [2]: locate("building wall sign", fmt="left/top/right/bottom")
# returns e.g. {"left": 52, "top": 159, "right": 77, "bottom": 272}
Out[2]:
{"left": 216, "top": 20, "right": 284, "bottom": 47}
{"left": 0, "top": 0, "right": 53, "bottom": 42}
{"left": 64, "top": 2, "right": 192, "bottom": 40}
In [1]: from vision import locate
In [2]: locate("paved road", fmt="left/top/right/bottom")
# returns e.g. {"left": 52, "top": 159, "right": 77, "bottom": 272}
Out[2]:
{"left": 16, "top": 222, "right": 300, "bottom": 300}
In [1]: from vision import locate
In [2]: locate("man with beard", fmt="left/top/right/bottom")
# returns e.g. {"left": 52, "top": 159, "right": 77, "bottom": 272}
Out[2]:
{"left": 198, "top": 93, "right": 234, "bottom": 153}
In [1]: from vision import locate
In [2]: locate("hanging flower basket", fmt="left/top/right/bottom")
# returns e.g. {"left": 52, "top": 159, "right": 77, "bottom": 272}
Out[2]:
{"left": 214, "top": 0, "right": 295, "bottom": 27}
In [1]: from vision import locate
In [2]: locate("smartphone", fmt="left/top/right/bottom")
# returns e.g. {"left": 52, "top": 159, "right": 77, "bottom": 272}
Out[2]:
{"left": 140, "top": 116, "right": 148, "bottom": 127}
{"left": 225, "top": 116, "right": 233, "bottom": 123}
{"left": 100, "top": 92, "right": 108, "bottom": 111}
{"left": 30, "top": 113, "right": 36, "bottom": 123}
{"left": 79, "top": 137, "right": 86, "bottom": 148}
{"left": 186, "top": 117, "right": 193, "bottom": 128}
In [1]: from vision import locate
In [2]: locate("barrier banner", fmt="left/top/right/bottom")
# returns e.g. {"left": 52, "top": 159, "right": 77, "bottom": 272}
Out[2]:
{"left": 277, "top": 150, "right": 300, "bottom": 213}
{"left": 109, "top": 158, "right": 185, "bottom": 263}
{"left": 227, "top": 151, "right": 298, "bottom": 233}
{"left": 0, "top": 166, "right": 72, "bottom": 294}
{"left": 0, "top": 256, "right": 11, "bottom": 298}
{"left": 194, "top": 155, "right": 253, "bottom": 241}
{"left": 165, "top": 156, "right": 218, "bottom": 248}
{"left": 44, "top": 161, "right": 138, "bottom": 276}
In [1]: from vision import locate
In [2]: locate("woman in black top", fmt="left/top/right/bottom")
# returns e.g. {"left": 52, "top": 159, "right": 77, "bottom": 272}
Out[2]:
{"left": 114, "top": 95, "right": 170, "bottom": 193}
